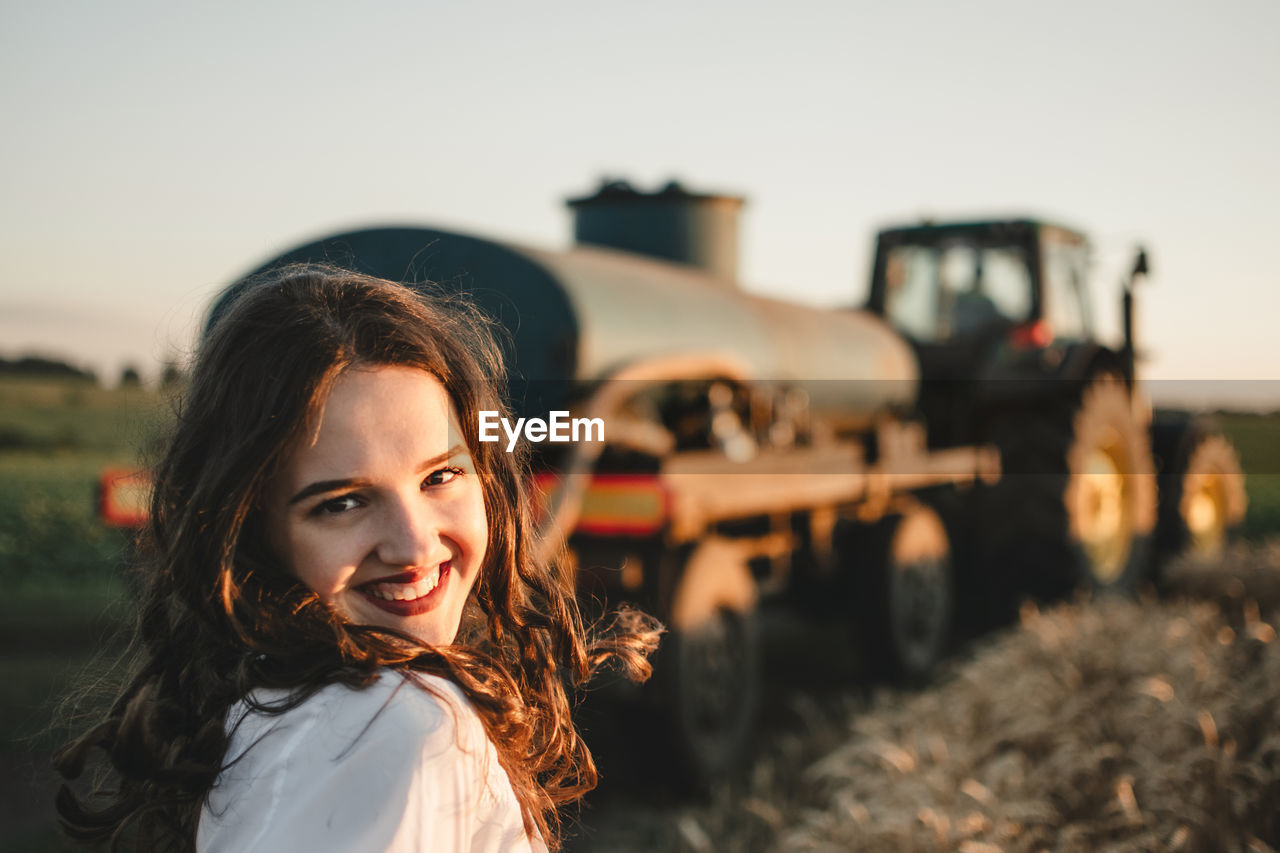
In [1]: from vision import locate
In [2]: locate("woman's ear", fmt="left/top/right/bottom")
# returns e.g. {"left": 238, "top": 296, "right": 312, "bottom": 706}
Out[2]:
{"left": 237, "top": 507, "right": 290, "bottom": 581}
{"left": 252, "top": 456, "right": 299, "bottom": 576}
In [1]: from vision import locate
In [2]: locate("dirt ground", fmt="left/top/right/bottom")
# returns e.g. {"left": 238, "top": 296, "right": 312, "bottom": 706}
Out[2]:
{"left": 564, "top": 544, "right": 1280, "bottom": 853}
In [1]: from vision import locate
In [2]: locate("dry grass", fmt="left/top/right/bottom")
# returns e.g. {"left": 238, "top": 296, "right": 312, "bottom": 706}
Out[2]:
{"left": 571, "top": 543, "right": 1280, "bottom": 853}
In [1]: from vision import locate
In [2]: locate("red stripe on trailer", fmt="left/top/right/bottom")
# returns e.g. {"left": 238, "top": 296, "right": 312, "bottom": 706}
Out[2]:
{"left": 99, "top": 467, "right": 152, "bottom": 528}
{"left": 534, "top": 472, "right": 668, "bottom": 537}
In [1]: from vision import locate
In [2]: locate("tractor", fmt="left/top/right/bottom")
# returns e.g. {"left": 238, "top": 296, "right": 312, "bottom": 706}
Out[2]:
{"left": 864, "top": 218, "right": 1246, "bottom": 618}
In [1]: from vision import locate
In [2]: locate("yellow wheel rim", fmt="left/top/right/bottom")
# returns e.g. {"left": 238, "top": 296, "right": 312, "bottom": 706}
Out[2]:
{"left": 1184, "top": 474, "right": 1228, "bottom": 557}
{"left": 1075, "top": 443, "right": 1131, "bottom": 584}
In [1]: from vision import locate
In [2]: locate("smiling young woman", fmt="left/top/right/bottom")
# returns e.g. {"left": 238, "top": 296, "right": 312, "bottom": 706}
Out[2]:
{"left": 54, "top": 266, "right": 660, "bottom": 852}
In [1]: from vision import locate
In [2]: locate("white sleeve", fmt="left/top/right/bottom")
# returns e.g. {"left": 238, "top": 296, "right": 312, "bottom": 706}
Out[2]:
{"left": 198, "top": 675, "right": 539, "bottom": 853}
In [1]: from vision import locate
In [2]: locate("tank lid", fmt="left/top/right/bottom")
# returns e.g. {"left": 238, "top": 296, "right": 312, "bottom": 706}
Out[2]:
{"left": 565, "top": 178, "right": 746, "bottom": 281}
{"left": 567, "top": 178, "right": 744, "bottom": 208}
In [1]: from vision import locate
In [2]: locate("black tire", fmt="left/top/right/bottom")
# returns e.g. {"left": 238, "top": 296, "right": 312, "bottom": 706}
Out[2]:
{"left": 851, "top": 501, "right": 954, "bottom": 683}
{"left": 656, "top": 538, "right": 761, "bottom": 789}
{"left": 662, "top": 607, "right": 760, "bottom": 787}
{"left": 979, "top": 376, "right": 1158, "bottom": 601}
{"left": 1152, "top": 415, "right": 1247, "bottom": 566}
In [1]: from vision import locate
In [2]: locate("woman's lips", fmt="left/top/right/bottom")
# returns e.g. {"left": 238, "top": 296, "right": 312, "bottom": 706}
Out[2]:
{"left": 356, "top": 562, "right": 451, "bottom": 616}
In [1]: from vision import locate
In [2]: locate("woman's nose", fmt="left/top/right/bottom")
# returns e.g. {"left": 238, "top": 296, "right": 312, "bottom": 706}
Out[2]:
{"left": 375, "top": 497, "right": 446, "bottom": 567}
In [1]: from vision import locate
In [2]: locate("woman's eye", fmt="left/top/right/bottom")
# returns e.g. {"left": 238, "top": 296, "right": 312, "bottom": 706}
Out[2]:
{"left": 315, "top": 495, "right": 362, "bottom": 515}
{"left": 423, "top": 467, "right": 463, "bottom": 488}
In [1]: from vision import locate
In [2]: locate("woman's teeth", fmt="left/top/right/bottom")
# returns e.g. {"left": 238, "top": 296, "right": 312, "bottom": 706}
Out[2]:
{"left": 364, "top": 566, "right": 442, "bottom": 601}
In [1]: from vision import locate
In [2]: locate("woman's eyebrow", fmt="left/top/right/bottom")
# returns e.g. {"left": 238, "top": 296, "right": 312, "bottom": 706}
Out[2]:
{"left": 288, "top": 478, "right": 371, "bottom": 506}
{"left": 419, "top": 444, "right": 469, "bottom": 473}
{"left": 288, "top": 444, "right": 469, "bottom": 506}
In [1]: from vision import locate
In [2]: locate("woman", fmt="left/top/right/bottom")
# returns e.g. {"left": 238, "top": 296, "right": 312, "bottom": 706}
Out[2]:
{"left": 55, "top": 265, "right": 660, "bottom": 851}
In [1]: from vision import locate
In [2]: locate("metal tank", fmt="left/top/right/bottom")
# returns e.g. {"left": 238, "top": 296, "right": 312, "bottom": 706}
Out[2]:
{"left": 212, "top": 182, "right": 918, "bottom": 430}
{"left": 567, "top": 179, "right": 744, "bottom": 282}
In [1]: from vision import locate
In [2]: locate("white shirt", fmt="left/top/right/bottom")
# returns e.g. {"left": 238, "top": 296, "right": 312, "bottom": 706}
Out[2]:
{"left": 198, "top": 672, "right": 544, "bottom": 853}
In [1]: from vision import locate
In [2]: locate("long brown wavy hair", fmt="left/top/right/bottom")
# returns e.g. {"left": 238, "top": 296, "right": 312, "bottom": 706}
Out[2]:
{"left": 54, "top": 265, "right": 660, "bottom": 851}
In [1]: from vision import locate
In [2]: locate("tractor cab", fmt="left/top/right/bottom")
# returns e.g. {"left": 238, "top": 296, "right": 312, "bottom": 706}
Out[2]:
{"left": 866, "top": 218, "right": 1101, "bottom": 447}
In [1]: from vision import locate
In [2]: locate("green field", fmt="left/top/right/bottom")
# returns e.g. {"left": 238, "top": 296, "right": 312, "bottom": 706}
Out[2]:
{"left": 1215, "top": 411, "right": 1280, "bottom": 538}
{"left": 0, "top": 378, "right": 168, "bottom": 589}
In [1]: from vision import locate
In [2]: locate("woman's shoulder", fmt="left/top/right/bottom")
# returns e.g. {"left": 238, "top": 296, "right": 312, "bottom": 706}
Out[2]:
{"left": 201, "top": 672, "right": 533, "bottom": 852}
{"left": 225, "top": 671, "right": 484, "bottom": 768}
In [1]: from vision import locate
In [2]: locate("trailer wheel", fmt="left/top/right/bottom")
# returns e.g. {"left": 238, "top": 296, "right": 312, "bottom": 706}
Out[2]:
{"left": 853, "top": 502, "right": 953, "bottom": 683}
{"left": 983, "top": 376, "right": 1157, "bottom": 600}
{"left": 660, "top": 538, "right": 760, "bottom": 787}
{"left": 1153, "top": 416, "right": 1247, "bottom": 565}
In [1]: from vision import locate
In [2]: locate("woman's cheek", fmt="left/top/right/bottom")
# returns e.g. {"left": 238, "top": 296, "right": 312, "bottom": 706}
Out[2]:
{"left": 291, "top": 526, "right": 359, "bottom": 599}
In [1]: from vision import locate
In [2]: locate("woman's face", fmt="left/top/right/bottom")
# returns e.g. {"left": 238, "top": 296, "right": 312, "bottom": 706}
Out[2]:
{"left": 264, "top": 364, "right": 488, "bottom": 646}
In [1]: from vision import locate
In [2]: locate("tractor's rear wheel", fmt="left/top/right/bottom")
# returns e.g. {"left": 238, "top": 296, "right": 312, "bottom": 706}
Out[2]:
{"left": 981, "top": 376, "right": 1158, "bottom": 602}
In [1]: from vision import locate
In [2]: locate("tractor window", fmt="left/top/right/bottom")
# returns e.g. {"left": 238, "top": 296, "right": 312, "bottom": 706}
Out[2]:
{"left": 883, "top": 242, "right": 1031, "bottom": 343}
{"left": 980, "top": 247, "right": 1032, "bottom": 323}
{"left": 883, "top": 246, "right": 938, "bottom": 341}
{"left": 1041, "top": 239, "right": 1091, "bottom": 339}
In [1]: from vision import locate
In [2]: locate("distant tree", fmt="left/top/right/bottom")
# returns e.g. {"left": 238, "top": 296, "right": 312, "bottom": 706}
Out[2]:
{"left": 119, "top": 365, "right": 142, "bottom": 388}
{"left": 159, "top": 360, "right": 186, "bottom": 389}
{"left": 0, "top": 355, "right": 97, "bottom": 382}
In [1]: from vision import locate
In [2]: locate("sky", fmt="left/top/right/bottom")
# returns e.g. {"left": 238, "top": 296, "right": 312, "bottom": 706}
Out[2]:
{"left": 1, "top": 0, "right": 1277, "bottom": 407}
